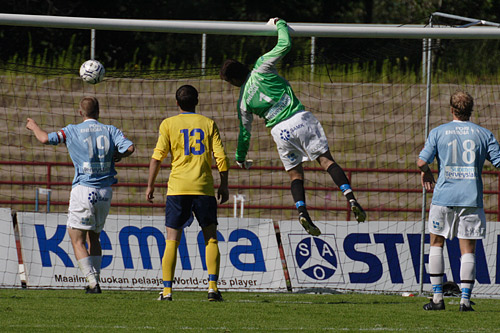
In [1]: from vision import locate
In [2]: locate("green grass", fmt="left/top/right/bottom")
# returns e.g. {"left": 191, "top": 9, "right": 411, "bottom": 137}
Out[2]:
{"left": 1, "top": 289, "right": 499, "bottom": 332}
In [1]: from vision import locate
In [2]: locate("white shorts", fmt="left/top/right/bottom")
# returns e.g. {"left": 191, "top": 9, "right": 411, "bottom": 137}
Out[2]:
{"left": 428, "top": 204, "right": 486, "bottom": 240}
{"left": 67, "top": 185, "right": 112, "bottom": 233}
{"left": 270, "top": 111, "right": 330, "bottom": 171}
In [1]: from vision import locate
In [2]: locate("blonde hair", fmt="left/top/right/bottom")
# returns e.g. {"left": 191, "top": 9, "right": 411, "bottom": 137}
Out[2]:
{"left": 450, "top": 90, "right": 473, "bottom": 121}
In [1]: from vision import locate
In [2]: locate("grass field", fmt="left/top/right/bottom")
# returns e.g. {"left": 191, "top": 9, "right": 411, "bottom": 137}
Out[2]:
{"left": 0, "top": 289, "right": 499, "bottom": 332}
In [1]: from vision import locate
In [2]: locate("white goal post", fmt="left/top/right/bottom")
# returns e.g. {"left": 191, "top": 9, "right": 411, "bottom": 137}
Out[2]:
{"left": 1, "top": 13, "right": 500, "bottom": 39}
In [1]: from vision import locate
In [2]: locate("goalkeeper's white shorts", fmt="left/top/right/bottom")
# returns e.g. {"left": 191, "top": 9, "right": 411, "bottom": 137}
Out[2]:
{"left": 67, "top": 185, "right": 112, "bottom": 233}
{"left": 271, "top": 110, "right": 329, "bottom": 171}
{"left": 428, "top": 204, "right": 486, "bottom": 240}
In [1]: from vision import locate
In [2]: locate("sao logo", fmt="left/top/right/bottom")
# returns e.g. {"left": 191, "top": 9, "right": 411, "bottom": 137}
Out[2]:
{"left": 295, "top": 237, "right": 337, "bottom": 280}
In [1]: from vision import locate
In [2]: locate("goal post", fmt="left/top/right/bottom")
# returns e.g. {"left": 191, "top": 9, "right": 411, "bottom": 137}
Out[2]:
{"left": 2, "top": 13, "right": 500, "bottom": 38}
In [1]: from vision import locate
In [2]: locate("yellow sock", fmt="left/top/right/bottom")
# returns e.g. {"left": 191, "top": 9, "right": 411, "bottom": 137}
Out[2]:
{"left": 205, "top": 238, "right": 220, "bottom": 291}
{"left": 162, "top": 239, "right": 179, "bottom": 296}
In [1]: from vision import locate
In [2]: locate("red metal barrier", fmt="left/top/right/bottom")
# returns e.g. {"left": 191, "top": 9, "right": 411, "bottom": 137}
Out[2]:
{"left": 2, "top": 161, "right": 500, "bottom": 220}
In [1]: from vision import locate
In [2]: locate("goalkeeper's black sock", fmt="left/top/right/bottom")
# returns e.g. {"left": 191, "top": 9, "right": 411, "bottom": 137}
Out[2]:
{"left": 327, "top": 163, "right": 355, "bottom": 201}
{"left": 291, "top": 179, "right": 307, "bottom": 214}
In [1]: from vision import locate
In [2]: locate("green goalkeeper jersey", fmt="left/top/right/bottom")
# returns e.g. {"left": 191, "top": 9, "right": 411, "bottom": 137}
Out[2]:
{"left": 235, "top": 20, "right": 304, "bottom": 161}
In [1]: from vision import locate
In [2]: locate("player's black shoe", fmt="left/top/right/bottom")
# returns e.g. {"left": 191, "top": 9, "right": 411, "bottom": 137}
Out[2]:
{"left": 85, "top": 284, "right": 102, "bottom": 294}
{"left": 349, "top": 199, "right": 366, "bottom": 223}
{"left": 423, "top": 299, "right": 445, "bottom": 310}
{"left": 459, "top": 303, "right": 474, "bottom": 312}
{"left": 157, "top": 292, "right": 172, "bottom": 301}
{"left": 208, "top": 289, "right": 223, "bottom": 302}
{"left": 298, "top": 211, "right": 321, "bottom": 236}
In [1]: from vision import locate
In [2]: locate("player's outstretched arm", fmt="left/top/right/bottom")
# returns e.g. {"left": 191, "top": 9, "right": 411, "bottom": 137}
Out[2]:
{"left": 217, "top": 170, "right": 229, "bottom": 204}
{"left": 26, "top": 118, "right": 49, "bottom": 144}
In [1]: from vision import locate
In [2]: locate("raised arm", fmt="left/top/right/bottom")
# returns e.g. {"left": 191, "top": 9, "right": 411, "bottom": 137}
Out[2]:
{"left": 26, "top": 118, "right": 49, "bottom": 144}
{"left": 254, "top": 19, "right": 291, "bottom": 71}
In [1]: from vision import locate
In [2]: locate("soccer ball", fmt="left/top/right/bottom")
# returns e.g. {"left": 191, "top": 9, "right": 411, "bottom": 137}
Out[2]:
{"left": 79, "top": 60, "right": 105, "bottom": 84}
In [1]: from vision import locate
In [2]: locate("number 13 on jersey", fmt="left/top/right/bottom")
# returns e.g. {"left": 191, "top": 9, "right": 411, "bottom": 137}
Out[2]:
{"left": 180, "top": 128, "right": 205, "bottom": 156}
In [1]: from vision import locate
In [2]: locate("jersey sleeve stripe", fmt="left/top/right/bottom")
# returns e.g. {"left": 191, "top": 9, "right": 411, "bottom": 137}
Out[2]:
{"left": 57, "top": 130, "right": 66, "bottom": 143}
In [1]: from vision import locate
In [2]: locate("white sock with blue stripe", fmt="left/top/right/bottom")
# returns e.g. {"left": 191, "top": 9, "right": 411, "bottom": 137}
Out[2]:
{"left": 460, "top": 253, "right": 475, "bottom": 307}
{"left": 429, "top": 246, "right": 444, "bottom": 303}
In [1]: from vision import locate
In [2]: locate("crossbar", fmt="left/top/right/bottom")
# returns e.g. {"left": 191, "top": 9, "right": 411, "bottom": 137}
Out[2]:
{"left": 1, "top": 13, "right": 500, "bottom": 39}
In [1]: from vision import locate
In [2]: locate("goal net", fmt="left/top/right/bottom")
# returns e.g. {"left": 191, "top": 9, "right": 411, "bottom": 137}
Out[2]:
{"left": 1, "top": 24, "right": 500, "bottom": 296}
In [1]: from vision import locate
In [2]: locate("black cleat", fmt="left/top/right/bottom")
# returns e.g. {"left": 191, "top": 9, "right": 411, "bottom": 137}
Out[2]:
{"left": 208, "top": 289, "right": 223, "bottom": 302}
{"left": 350, "top": 200, "right": 366, "bottom": 223}
{"left": 423, "top": 299, "right": 445, "bottom": 311}
{"left": 298, "top": 212, "right": 321, "bottom": 236}
{"left": 85, "top": 284, "right": 102, "bottom": 294}
{"left": 459, "top": 303, "right": 474, "bottom": 312}
{"left": 157, "top": 292, "right": 172, "bottom": 301}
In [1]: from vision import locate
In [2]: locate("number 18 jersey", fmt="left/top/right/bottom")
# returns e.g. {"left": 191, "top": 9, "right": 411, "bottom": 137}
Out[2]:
{"left": 419, "top": 120, "right": 500, "bottom": 207}
{"left": 152, "top": 112, "right": 229, "bottom": 196}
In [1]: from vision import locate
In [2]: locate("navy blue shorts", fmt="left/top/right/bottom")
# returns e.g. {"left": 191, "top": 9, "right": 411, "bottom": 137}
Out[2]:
{"left": 165, "top": 195, "right": 218, "bottom": 229}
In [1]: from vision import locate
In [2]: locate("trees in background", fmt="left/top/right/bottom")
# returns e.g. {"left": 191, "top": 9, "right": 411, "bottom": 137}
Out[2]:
{"left": 0, "top": 0, "right": 499, "bottom": 74}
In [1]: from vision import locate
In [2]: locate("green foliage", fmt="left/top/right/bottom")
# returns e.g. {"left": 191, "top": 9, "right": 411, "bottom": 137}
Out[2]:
{"left": 1, "top": 289, "right": 499, "bottom": 331}
{"left": 2, "top": 0, "right": 500, "bottom": 76}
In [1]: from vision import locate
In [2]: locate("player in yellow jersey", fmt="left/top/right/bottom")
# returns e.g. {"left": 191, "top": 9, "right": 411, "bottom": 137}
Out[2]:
{"left": 146, "top": 85, "right": 229, "bottom": 301}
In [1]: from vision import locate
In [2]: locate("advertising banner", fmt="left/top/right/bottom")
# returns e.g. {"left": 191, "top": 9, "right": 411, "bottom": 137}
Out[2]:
{"left": 18, "top": 213, "right": 286, "bottom": 291}
{"left": 280, "top": 220, "right": 500, "bottom": 297}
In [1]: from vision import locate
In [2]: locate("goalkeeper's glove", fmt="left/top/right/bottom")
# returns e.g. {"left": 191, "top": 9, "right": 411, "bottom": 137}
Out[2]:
{"left": 266, "top": 17, "right": 281, "bottom": 25}
{"left": 236, "top": 160, "right": 253, "bottom": 169}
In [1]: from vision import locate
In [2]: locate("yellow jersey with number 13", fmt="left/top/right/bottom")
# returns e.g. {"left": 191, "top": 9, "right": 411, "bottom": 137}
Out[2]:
{"left": 152, "top": 112, "right": 229, "bottom": 196}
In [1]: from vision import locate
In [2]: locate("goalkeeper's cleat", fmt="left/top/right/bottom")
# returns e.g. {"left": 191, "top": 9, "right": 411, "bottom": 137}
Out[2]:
{"left": 85, "top": 284, "right": 102, "bottom": 294}
{"left": 423, "top": 299, "right": 445, "bottom": 311}
{"left": 298, "top": 212, "right": 321, "bottom": 236}
{"left": 157, "top": 292, "right": 172, "bottom": 301}
{"left": 459, "top": 303, "right": 474, "bottom": 312}
{"left": 208, "top": 289, "right": 223, "bottom": 302}
{"left": 350, "top": 199, "right": 366, "bottom": 223}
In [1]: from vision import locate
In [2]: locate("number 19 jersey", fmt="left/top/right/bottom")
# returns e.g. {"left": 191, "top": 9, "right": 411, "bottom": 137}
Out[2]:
{"left": 152, "top": 112, "right": 229, "bottom": 196}
{"left": 47, "top": 119, "right": 133, "bottom": 188}
{"left": 419, "top": 120, "right": 500, "bottom": 207}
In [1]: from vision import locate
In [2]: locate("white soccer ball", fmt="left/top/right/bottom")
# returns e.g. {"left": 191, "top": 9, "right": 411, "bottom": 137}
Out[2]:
{"left": 79, "top": 60, "right": 105, "bottom": 84}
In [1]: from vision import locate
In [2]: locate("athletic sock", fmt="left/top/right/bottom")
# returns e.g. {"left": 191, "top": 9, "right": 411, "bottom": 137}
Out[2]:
{"left": 327, "top": 163, "right": 355, "bottom": 201}
{"left": 291, "top": 179, "right": 307, "bottom": 214}
{"left": 162, "top": 240, "right": 179, "bottom": 296}
{"left": 429, "top": 246, "right": 444, "bottom": 303}
{"left": 206, "top": 238, "right": 220, "bottom": 291}
{"left": 77, "top": 256, "right": 97, "bottom": 289}
{"left": 90, "top": 256, "right": 102, "bottom": 284}
{"left": 460, "top": 253, "right": 476, "bottom": 306}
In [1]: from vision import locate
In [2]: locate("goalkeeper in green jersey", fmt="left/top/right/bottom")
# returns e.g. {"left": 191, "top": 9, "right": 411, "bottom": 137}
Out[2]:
{"left": 220, "top": 18, "right": 366, "bottom": 236}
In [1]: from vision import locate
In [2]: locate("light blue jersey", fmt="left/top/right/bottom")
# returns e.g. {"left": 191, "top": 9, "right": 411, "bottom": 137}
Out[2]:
{"left": 419, "top": 120, "right": 500, "bottom": 207}
{"left": 47, "top": 119, "right": 133, "bottom": 188}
